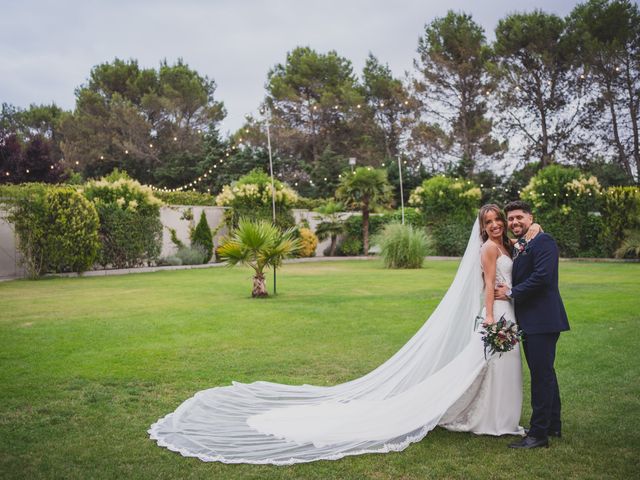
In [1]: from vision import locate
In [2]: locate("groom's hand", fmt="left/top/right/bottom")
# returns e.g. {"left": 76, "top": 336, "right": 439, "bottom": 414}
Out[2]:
{"left": 495, "top": 284, "right": 510, "bottom": 300}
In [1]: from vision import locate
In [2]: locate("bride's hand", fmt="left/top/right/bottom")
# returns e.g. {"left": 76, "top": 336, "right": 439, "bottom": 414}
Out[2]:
{"left": 482, "top": 315, "right": 495, "bottom": 327}
{"left": 525, "top": 223, "right": 543, "bottom": 241}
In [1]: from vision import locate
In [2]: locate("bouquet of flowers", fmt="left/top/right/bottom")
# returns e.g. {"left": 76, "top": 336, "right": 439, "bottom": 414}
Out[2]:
{"left": 478, "top": 315, "right": 523, "bottom": 359}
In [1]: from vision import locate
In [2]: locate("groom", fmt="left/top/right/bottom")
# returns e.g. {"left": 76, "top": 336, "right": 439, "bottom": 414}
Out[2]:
{"left": 495, "top": 201, "right": 570, "bottom": 449}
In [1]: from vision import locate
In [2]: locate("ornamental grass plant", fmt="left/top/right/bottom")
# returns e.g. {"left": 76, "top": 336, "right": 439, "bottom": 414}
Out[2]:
{"left": 375, "top": 223, "right": 431, "bottom": 269}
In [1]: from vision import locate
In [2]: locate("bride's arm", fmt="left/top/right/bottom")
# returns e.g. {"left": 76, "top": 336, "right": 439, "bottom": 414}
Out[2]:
{"left": 480, "top": 243, "right": 498, "bottom": 325}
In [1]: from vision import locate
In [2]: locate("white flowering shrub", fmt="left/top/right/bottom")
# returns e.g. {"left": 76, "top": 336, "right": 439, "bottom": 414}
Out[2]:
{"left": 83, "top": 170, "right": 163, "bottom": 268}
{"left": 521, "top": 165, "right": 606, "bottom": 257}
{"left": 408, "top": 176, "right": 481, "bottom": 255}
{"left": 215, "top": 169, "right": 299, "bottom": 229}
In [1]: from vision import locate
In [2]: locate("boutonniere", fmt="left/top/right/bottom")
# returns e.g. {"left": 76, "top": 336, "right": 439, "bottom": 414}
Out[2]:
{"left": 513, "top": 237, "right": 529, "bottom": 259}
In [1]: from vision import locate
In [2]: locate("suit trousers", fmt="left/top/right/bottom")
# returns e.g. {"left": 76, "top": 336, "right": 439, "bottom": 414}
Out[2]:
{"left": 522, "top": 332, "right": 562, "bottom": 438}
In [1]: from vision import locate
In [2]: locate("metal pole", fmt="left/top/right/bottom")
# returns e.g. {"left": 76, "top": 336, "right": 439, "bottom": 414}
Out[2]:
{"left": 266, "top": 115, "right": 277, "bottom": 294}
{"left": 397, "top": 156, "right": 405, "bottom": 225}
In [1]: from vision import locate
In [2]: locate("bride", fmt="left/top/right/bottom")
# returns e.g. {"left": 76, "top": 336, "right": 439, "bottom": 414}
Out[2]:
{"left": 149, "top": 205, "right": 537, "bottom": 465}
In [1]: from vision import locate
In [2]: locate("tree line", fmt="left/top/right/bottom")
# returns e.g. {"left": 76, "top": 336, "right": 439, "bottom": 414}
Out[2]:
{"left": 1, "top": 0, "right": 638, "bottom": 199}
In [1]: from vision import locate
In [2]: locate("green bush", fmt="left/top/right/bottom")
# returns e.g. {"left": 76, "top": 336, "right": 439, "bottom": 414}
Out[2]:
{"left": 3, "top": 184, "right": 99, "bottom": 278}
{"left": 157, "top": 255, "right": 183, "bottom": 266}
{"left": 521, "top": 165, "right": 605, "bottom": 257}
{"left": 191, "top": 211, "right": 214, "bottom": 263}
{"left": 153, "top": 190, "right": 215, "bottom": 206}
{"left": 1, "top": 183, "right": 49, "bottom": 278}
{"left": 374, "top": 223, "right": 431, "bottom": 268}
{"left": 409, "top": 176, "right": 480, "bottom": 256}
{"left": 337, "top": 236, "right": 363, "bottom": 256}
{"left": 215, "top": 169, "right": 298, "bottom": 229}
{"left": 615, "top": 230, "right": 640, "bottom": 259}
{"left": 44, "top": 187, "right": 100, "bottom": 273}
{"left": 175, "top": 245, "right": 207, "bottom": 265}
{"left": 430, "top": 221, "right": 475, "bottom": 257}
{"left": 83, "top": 173, "right": 163, "bottom": 268}
{"left": 336, "top": 209, "right": 426, "bottom": 255}
{"left": 601, "top": 186, "right": 640, "bottom": 255}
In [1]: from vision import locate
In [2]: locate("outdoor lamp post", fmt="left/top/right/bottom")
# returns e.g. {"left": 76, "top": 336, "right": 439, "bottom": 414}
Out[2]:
{"left": 261, "top": 107, "right": 278, "bottom": 294}
{"left": 397, "top": 156, "right": 405, "bottom": 225}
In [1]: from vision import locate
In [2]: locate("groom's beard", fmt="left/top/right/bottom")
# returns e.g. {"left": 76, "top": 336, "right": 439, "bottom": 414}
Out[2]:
{"left": 513, "top": 226, "right": 528, "bottom": 239}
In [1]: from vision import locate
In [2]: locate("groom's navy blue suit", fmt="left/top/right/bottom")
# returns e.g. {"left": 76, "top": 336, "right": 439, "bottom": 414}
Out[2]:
{"left": 511, "top": 233, "right": 569, "bottom": 439}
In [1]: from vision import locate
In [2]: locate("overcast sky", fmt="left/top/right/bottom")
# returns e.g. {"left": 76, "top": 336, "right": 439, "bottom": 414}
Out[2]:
{"left": 1, "top": 0, "right": 579, "bottom": 135}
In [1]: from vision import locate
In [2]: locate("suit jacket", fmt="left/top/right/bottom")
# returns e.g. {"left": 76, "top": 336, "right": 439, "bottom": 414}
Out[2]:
{"left": 511, "top": 233, "right": 570, "bottom": 335}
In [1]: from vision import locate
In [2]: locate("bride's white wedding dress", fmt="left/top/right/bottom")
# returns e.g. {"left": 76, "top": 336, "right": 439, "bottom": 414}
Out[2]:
{"left": 149, "top": 220, "right": 523, "bottom": 465}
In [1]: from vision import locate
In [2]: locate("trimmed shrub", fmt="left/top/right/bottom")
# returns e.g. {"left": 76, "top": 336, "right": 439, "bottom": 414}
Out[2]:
{"left": 175, "top": 245, "right": 207, "bottom": 265}
{"left": 83, "top": 172, "right": 163, "bottom": 268}
{"left": 375, "top": 223, "right": 431, "bottom": 269}
{"left": 521, "top": 165, "right": 605, "bottom": 257}
{"left": 3, "top": 184, "right": 99, "bottom": 278}
{"left": 215, "top": 169, "right": 298, "bottom": 229}
{"left": 191, "top": 211, "right": 214, "bottom": 263}
{"left": 44, "top": 187, "right": 100, "bottom": 273}
{"left": 601, "top": 186, "right": 640, "bottom": 255}
{"left": 615, "top": 230, "right": 640, "bottom": 259}
{"left": 157, "top": 255, "right": 183, "bottom": 266}
{"left": 409, "top": 176, "right": 480, "bottom": 255}
{"left": 337, "top": 237, "right": 363, "bottom": 256}
{"left": 153, "top": 190, "right": 215, "bottom": 206}
{"left": 297, "top": 227, "right": 318, "bottom": 257}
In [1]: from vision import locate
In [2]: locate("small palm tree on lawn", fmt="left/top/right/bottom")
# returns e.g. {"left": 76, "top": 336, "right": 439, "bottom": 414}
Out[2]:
{"left": 314, "top": 201, "right": 346, "bottom": 256}
{"left": 218, "top": 218, "right": 301, "bottom": 297}
{"left": 336, "top": 167, "right": 392, "bottom": 255}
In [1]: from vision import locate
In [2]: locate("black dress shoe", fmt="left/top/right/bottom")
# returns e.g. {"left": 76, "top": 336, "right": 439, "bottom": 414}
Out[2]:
{"left": 509, "top": 435, "right": 549, "bottom": 449}
{"left": 524, "top": 428, "right": 561, "bottom": 438}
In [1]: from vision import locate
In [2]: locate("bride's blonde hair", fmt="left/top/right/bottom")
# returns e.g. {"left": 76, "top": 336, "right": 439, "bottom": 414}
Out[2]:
{"left": 478, "top": 204, "right": 511, "bottom": 257}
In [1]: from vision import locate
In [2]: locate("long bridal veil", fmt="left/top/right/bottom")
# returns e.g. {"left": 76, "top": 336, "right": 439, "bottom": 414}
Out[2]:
{"left": 149, "top": 219, "right": 486, "bottom": 465}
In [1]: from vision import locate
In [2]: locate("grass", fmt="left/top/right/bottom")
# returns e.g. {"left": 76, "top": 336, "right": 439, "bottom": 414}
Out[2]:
{"left": 0, "top": 259, "right": 638, "bottom": 479}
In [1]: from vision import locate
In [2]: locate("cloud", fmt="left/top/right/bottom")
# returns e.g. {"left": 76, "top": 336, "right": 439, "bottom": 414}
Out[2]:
{"left": 0, "top": 0, "right": 577, "bottom": 134}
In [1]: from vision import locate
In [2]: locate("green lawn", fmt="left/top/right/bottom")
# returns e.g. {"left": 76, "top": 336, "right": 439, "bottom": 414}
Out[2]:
{"left": 0, "top": 260, "right": 638, "bottom": 479}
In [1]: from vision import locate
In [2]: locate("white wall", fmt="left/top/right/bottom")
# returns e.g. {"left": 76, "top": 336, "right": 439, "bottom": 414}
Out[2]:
{"left": 0, "top": 206, "right": 354, "bottom": 278}
{"left": 0, "top": 212, "right": 25, "bottom": 278}
{"left": 160, "top": 205, "right": 229, "bottom": 257}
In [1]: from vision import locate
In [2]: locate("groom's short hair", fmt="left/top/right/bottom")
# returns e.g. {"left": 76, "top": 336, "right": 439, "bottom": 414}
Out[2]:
{"left": 504, "top": 200, "right": 532, "bottom": 215}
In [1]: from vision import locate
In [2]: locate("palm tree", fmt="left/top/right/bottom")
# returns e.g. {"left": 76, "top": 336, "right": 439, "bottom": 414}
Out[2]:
{"left": 217, "top": 218, "right": 301, "bottom": 297}
{"left": 314, "top": 201, "right": 346, "bottom": 256}
{"left": 336, "top": 167, "right": 392, "bottom": 254}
